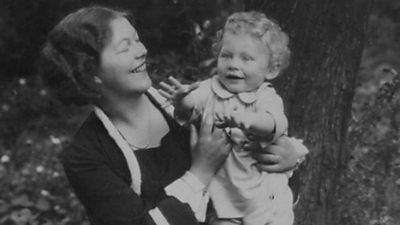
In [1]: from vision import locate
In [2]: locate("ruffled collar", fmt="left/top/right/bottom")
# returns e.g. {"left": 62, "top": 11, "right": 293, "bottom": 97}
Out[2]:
{"left": 211, "top": 76, "right": 272, "bottom": 104}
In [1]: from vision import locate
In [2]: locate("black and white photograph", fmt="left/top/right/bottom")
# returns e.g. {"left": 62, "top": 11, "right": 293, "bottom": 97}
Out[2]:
{"left": 0, "top": 0, "right": 398, "bottom": 225}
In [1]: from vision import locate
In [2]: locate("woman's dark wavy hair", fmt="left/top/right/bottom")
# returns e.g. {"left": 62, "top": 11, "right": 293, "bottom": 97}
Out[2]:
{"left": 41, "top": 6, "right": 129, "bottom": 105}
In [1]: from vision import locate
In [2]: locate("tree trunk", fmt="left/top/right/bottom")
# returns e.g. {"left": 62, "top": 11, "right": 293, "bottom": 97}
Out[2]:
{"left": 245, "top": 1, "right": 372, "bottom": 224}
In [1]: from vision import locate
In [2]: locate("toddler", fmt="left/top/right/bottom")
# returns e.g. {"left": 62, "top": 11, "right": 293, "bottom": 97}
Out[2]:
{"left": 159, "top": 11, "right": 308, "bottom": 225}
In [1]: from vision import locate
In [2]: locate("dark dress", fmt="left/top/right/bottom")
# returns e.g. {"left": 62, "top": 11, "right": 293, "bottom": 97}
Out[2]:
{"left": 60, "top": 94, "right": 200, "bottom": 225}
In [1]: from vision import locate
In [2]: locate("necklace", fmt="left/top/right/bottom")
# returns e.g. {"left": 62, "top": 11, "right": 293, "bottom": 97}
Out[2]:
{"left": 119, "top": 98, "right": 152, "bottom": 150}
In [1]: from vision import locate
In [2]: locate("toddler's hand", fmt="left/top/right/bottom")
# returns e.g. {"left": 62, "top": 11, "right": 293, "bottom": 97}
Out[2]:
{"left": 215, "top": 109, "right": 253, "bottom": 131}
{"left": 158, "top": 76, "right": 199, "bottom": 107}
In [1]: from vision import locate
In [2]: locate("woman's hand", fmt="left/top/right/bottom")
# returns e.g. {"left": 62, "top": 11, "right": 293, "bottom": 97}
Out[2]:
{"left": 246, "top": 136, "right": 300, "bottom": 173}
{"left": 189, "top": 114, "right": 231, "bottom": 186}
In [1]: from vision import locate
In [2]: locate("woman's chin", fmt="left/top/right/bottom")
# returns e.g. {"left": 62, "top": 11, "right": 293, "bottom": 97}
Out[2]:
{"left": 135, "top": 77, "right": 152, "bottom": 93}
{"left": 129, "top": 71, "right": 152, "bottom": 91}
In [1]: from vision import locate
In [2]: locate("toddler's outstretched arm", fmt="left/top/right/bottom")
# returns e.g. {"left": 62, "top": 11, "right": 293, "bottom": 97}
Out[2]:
{"left": 158, "top": 76, "right": 199, "bottom": 121}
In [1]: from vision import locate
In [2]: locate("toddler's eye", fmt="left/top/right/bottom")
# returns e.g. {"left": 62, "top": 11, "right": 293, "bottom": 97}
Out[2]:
{"left": 220, "top": 52, "right": 231, "bottom": 59}
{"left": 242, "top": 55, "right": 253, "bottom": 61}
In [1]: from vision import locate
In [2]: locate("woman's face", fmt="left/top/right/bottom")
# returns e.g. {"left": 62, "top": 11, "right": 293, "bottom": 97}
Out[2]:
{"left": 97, "top": 17, "right": 151, "bottom": 96}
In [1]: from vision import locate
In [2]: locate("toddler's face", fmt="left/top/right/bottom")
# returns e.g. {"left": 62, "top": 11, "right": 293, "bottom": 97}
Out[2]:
{"left": 217, "top": 32, "right": 271, "bottom": 93}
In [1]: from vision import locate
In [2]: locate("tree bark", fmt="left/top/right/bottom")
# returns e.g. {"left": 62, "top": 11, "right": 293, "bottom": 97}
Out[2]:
{"left": 245, "top": 1, "right": 372, "bottom": 224}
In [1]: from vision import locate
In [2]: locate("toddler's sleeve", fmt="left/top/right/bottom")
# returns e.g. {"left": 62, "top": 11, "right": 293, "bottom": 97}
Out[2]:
{"left": 257, "top": 87, "right": 288, "bottom": 142}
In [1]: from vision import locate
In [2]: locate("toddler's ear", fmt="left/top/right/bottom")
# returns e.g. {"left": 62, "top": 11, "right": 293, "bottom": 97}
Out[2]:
{"left": 265, "top": 69, "right": 280, "bottom": 80}
{"left": 265, "top": 62, "right": 281, "bottom": 80}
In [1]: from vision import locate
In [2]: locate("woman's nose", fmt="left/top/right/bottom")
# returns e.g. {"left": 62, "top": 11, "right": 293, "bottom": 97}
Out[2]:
{"left": 135, "top": 42, "right": 147, "bottom": 59}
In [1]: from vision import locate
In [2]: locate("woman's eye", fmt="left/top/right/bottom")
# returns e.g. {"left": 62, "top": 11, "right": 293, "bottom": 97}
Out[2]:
{"left": 117, "top": 46, "right": 130, "bottom": 53}
{"left": 117, "top": 40, "right": 131, "bottom": 53}
{"left": 119, "top": 48, "right": 129, "bottom": 53}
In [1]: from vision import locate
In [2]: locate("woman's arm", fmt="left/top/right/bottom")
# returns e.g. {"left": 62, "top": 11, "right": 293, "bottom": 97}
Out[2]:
{"left": 188, "top": 114, "right": 231, "bottom": 186}
{"left": 61, "top": 144, "right": 199, "bottom": 225}
{"left": 164, "top": 115, "right": 231, "bottom": 222}
{"left": 246, "top": 135, "right": 307, "bottom": 173}
{"left": 248, "top": 135, "right": 308, "bottom": 203}
{"left": 61, "top": 114, "right": 230, "bottom": 225}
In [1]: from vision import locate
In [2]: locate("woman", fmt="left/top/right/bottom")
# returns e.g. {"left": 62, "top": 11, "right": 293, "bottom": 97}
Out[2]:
{"left": 42, "top": 6, "right": 303, "bottom": 225}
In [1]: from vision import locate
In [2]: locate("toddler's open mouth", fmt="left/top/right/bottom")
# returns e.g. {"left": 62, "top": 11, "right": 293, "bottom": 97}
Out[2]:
{"left": 225, "top": 74, "right": 244, "bottom": 80}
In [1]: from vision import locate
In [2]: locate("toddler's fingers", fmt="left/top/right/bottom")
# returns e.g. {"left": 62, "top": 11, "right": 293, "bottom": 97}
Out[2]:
{"left": 158, "top": 89, "right": 172, "bottom": 100}
{"left": 168, "top": 76, "right": 184, "bottom": 90}
{"left": 159, "top": 81, "right": 175, "bottom": 94}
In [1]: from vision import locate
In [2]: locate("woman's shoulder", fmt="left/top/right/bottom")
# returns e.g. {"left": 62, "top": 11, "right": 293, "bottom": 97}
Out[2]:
{"left": 60, "top": 112, "right": 109, "bottom": 160}
{"left": 70, "top": 112, "right": 104, "bottom": 143}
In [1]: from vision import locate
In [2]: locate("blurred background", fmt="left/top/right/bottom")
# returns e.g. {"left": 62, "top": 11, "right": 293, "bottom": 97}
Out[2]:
{"left": 0, "top": 0, "right": 399, "bottom": 224}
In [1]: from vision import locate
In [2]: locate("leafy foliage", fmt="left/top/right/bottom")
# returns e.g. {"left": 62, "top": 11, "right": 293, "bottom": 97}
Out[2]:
{"left": 0, "top": 76, "right": 90, "bottom": 224}
{"left": 343, "top": 68, "right": 400, "bottom": 225}
{"left": 341, "top": 8, "right": 400, "bottom": 223}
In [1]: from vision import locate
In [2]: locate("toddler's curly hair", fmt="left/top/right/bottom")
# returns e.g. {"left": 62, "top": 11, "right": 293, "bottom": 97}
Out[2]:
{"left": 213, "top": 11, "right": 291, "bottom": 77}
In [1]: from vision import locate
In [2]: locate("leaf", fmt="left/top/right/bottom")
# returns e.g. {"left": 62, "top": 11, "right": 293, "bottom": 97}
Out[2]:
{"left": 11, "top": 194, "right": 33, "bottom": 207}
{"left": 0, "top": 215, "right": 9, "bottom": 225}
{"left": 35, "top": 198, "right": 51, "bottom": 211}
{"left": 0, "top": 165, "right": 6, "bottom": 178}
{"left": 10, "top": 208, "right": 33, "bottom": 225}
{"left": 41, "top": 219, "right": 55, "bottom": 225}
{"left": 0, "top": 200, "right": 10, "bottom": 213}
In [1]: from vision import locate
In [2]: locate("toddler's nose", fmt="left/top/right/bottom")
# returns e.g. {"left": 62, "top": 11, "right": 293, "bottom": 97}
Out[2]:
{"left": 228, "top": 57, "right": 240, "bottom": 69}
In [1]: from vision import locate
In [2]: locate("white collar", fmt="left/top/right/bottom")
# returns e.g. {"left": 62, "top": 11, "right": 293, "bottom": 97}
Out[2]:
{"left": 210, "top": 76, "right": 273, "bottom": 104}
{"left": 94, "top": 106, "right": 142, "bottom": 195}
